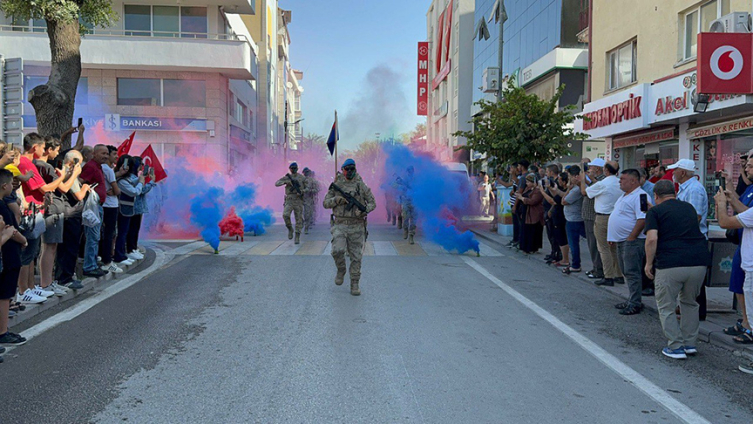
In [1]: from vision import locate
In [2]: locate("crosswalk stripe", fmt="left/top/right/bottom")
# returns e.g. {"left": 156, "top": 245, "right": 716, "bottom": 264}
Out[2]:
{"left": 362, "top": 242, "right": 375, "bottom": 256}
{"left": 295, "top": 241, "right": 328, "bottom": 255}
{"left": 170, "top": 240, "right": 206, "bottom": 255}
{"left": 392, "top": 241, "right": 427, "bottom": 256}
{"left": 372, "top": 241, "right": 398, "bottom": 256}
{"left": 270, "top": 241, "right": 302, "bottom": 255}
{"left": 476, "top": 242, "right": 504, "bottom": 257}
{"left": 220, "top": 241, "right": 260, "bottom": 256}
{"left": 245, "top": 241, "right": 285, "bottom": 255}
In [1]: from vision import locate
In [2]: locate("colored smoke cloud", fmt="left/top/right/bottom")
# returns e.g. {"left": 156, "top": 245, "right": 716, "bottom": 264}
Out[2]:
{"left": 382, "top": 144, "right": 480, "bottom": 254}
{"left": 190, "top": 186, "right": 224, "bottom": 250}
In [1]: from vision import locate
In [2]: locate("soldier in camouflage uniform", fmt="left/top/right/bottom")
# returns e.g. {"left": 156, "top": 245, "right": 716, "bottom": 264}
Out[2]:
{"left": 302, "top": 167, "right": 320, "bottom": 234}
{"left": 398, "top": 166, "right": 417, "bottom": 244}
{"left": 275, "top": 162, "right": 308, "bottom": 244}
{"left": 323, "top": 158, "right": 376, "bottom": 296}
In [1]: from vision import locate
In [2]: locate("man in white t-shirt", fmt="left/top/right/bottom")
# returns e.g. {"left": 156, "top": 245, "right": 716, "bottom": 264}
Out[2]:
{"left": 477, "top": 174, "right": 493, "bottom": 216}
{"left": 715, "top": 188, "right": 753, "bottom": 375}
{"left": 586, "top": 159, "right": 624, "bottom": 286}
{"left": 608, "top": 168, "right": 648, "bottom": 315}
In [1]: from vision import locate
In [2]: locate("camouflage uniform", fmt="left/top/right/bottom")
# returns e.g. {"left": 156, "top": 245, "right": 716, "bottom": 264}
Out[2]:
{"left": 275, "top": 173, "right": 307, "bottom": 240}
{"left": 323, "top": 173, "right": 376, "bottom": 295}
{"left": 303, "top": 174, "right": 320, "bottom": 233}
{"left": 396, "top": 175, "right": 416, "bottom": 242}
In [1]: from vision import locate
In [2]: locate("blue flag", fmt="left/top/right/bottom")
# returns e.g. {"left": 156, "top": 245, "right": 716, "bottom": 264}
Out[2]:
{"left": 326, "top": 115, "right": 339, "bottom": 156}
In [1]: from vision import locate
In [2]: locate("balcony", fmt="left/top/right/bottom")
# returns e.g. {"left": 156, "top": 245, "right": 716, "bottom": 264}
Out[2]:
{"left": 0, "top": 26, "right": 256, "bottom": 80}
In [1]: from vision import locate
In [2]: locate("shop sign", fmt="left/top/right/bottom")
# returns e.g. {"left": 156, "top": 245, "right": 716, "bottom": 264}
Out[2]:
{"left": 687, "top": 115, "right": 753, "bottom": 139}
{"left": 105, "top": 114, "right": 207, "bottom": 132}
{"left": 433, "top": 101, "right": 448, "bottom": 118}
{"left": 650, "top": 71, "right": 749, "bottom": 123}
{"left": 579, "top": 84, "right": 650, "bottom": 139}
{"left": 417, "top": 42, "right": 429, "bottom": 116}
{"left": 612, "top": 127, "right": 675, "bottom": 149}
{"left": 698, "top": 32, "right": 753, "bottom": 95}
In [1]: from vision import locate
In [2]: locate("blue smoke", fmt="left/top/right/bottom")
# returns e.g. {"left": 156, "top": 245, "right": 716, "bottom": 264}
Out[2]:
{"left": 229, "top": 183, "right": 276, "bottom": 235}
{"left": 383, "top": 144, "right": 480, "bottom": 254}
{"left": 190, "top": 186, "right": 225, "bottom": 250}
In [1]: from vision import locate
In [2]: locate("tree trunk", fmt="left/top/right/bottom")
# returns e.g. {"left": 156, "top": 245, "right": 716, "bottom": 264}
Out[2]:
{"left": 28, "top": 18, "right": 81, "bottom": 149}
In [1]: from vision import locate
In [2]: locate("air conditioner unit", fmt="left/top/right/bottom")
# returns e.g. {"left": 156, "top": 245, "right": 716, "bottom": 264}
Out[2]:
{"left": 482, "top": 67, "right": 499, "bottom": 93}
{"left": 709, "top": 12, "right": 751, "bottom": 33}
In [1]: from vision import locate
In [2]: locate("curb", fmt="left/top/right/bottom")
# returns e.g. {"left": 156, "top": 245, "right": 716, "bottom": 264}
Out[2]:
{"left": 471, "top": 229, "right": 753, "bottom": 361}
{"left": 8, "top": 250, "right": 150, "bottom": 329}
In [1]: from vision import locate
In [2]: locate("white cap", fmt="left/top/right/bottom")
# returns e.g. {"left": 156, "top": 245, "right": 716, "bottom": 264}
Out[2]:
{"left": 588, "top": 158, "right": 606, "bottom": 167}
{"left": 667, "top": 159, "right": 695, "bottom": 171}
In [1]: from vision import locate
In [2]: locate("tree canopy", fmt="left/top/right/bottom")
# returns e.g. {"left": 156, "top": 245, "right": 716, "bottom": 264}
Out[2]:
{"left": 454, "top": 79, "right": 588, "bottom": 171}
{"left": 0, "top": 0, "right": 116, "bottom": 32}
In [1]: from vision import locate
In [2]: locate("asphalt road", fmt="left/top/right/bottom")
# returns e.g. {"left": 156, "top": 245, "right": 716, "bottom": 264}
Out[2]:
{"left": 2, "top": 224, "right": 751, "bottom": 424}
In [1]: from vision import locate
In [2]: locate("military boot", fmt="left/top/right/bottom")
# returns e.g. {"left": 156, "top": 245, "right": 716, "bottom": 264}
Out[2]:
{"left": 294, "top": 232, "right": 301, "bottom": 244}
{"left": 287, "top": 226, "right": 294, "bottom": 240}
{"left": 392, "top": 215, "right": 396, "bottom": 226}
{"left": 335, "top": 268, "right": 346, "bottom": 285}
{"left": 350, "top": 281, "right": 361, "bottom": 296}
{"left": 304, "top": 226, "right": 309, "bottom": 235}
{"left": 397, "top": 216, "right": 403, "bottom": 229}
{"left": 409, "top": 234, "right": 414, "bottom": 245}
{"left": 403, "top": 227, "right": 409, "bottom": 239}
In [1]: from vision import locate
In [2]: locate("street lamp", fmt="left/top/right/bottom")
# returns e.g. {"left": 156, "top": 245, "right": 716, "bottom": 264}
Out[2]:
{"left": 694, "top": 93, "right": 710, "bottom": 113}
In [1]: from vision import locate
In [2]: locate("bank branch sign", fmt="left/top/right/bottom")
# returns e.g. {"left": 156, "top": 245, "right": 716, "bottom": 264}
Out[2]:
{"left": 698, "top": 32, "right": 753, "bottom": 94}
{"left": 105, "top": 114, "right": 207, "bottom": 132}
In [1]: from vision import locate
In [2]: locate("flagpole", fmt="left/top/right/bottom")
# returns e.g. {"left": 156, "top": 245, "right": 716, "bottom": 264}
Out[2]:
{"left": 334, "top": 110, "right": 338, "bottom": 179}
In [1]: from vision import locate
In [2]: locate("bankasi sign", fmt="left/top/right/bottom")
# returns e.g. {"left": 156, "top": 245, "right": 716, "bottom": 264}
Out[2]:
{"left": 417, "top": 42, "right": 429, "bottom": 116}
{"left": 698, "top": 32, "right": 753, "bottom": 94}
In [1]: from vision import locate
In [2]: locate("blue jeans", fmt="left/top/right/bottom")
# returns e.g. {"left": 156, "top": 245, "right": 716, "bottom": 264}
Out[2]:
{"left": 565, "top": 221, "right": 586, "bottom": 269}
{"left": 83, "top": 205, "right": 103, "bottom": 273}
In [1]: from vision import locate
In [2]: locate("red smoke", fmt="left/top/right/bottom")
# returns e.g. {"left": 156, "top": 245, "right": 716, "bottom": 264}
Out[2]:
{"left": 219, "top": 207, "right": 245, "bottom": 240}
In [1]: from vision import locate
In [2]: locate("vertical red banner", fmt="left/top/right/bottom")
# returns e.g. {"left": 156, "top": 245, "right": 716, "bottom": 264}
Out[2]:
{"left": 417, "top": 42, "right": 429, "bottom": 116}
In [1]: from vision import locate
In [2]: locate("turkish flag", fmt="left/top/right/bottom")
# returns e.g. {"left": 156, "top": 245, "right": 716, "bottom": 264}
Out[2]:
{"left": 698, "top": 32, "right": 753, "bottom": 94}
{"left": 117, "top": 132, "right": 136, "bottom": 157}
{"left": 139, "top": 144, "right": 167, "bottom": 183}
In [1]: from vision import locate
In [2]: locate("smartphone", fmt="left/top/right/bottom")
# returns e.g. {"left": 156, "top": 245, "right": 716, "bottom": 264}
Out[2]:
{"left": 73, "top": 158, "right": 80, "bottom": 165}
{"left": 640, "top": 193, "right": 648, "bottom": 212}
{"left": 143, "top": 164, "right": 151, "bottom": 176}
{"left": 720, "top": 177, "right": 727, "bottom": 191}
{"left": 77, "top": 117, "right": 83, "bottom": 127}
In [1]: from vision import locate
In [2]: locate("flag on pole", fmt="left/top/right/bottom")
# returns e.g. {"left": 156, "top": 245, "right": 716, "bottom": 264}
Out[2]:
{"left": 326, "top": 112, "right": 339, "bottom": 156}
{"left": 117, "top": 131, "right": 136, "bottom": 157}
{"left": 139, "top": 144, "right": 167, "bottom": 183}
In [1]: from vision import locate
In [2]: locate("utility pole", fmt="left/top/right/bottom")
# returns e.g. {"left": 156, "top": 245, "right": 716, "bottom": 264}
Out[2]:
{"left": 496, "top": 0, "right": 508, "bottom": 102}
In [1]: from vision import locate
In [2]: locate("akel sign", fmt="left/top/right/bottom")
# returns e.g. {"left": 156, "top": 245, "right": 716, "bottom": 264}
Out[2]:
{"left": 417, "top": 42, "right": 429, "bottom": 116}
{"left": 698, "top": 32, "right": 753, "bottom": 94}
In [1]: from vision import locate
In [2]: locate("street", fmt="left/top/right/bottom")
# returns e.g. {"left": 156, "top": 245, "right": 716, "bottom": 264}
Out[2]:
{"left": 1, "top": 224, "right": 751, "bottom": 424}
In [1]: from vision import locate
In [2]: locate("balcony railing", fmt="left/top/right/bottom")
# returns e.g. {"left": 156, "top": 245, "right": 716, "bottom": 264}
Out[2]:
{"left": 0, "top": 25, "right": 251, "bottom": 45}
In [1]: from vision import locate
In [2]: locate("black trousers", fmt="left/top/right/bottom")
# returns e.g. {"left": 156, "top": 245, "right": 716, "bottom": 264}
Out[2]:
{"left": 512, "top": 213, "right": 520, "bottom": 243}
{"left": 545, "top": 217, "right": 561, "bottom": 256}
{"left": 56, "top": 217, "right": 82, "bottom": 284}
{"left": 99, "top": 207, "right": 118, "bottom": 265}
{"left": 126, "top": 214, "right": 142, "bottom": 253}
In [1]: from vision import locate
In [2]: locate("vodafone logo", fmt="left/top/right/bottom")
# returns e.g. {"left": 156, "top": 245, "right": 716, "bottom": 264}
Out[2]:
{"left": 710, "top": 45, "right": 744, "bottom": 80}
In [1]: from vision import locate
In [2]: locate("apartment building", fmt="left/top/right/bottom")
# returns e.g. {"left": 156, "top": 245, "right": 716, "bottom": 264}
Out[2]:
{"left": 578, "top": 0, "right": 753, "bottom": 214}
{"left": 0, "top": 1, "right": 259, "bottom": 171}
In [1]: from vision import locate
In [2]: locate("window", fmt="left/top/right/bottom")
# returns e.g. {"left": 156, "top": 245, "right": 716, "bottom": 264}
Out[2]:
{"left": 163, "top": 80, "right": 205, "bottom": 107}
{"left": 123, "top": 5, "right": 207, "bottom": 37}
{"left": 680, "top": 0, "right": 730, "bottom": 60}
{"left": 23, "top": 77, "right": 88, "bottom": 110}
{"left": 235, "top": 100, "right": 248, "bottom": 127}
{"left": 607, "top": 40, "right": 637, "bottom": 91}
{"left": 117, "top": 78, "right": 160, "bottom": 106}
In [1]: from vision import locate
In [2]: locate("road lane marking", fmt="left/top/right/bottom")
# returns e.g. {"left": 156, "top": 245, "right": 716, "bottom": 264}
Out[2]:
{"left": 461, "top": 257, "right": 712, "bottom": 424}
{"left": 392, "top": 241, "right": 427, "bottom": 256}
{"left": 220, "top": 241, "right": 260, "bottom": 256}
{"left": 362, "top": 242, "right": 376, "bottom": 256}
{"left": 270, "top": 240, "right": 302, "bottom": 255}
{"left": 4, "top": 248, "right": 171, "bottom": 355}
{"left": 245, "top": 241, "right": 285, "bottom": 255}
{"left": 295, "top": 241, "right": 329, "bottom": 255}
{"left": 372, "top": 241, "right": 398, "bottom": 256}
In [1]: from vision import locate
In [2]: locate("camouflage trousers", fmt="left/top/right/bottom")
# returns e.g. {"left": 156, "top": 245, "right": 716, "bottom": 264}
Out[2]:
{"left": 303, "top": 198, "right": 316, "bottom": 230}
{"left": 402, "top": 203, "right": 417, "bottom": 236}
{"left": 283, "top": 200, "right": 304, "bottom": 233}
{"left": 331, "top": 223, "right": 366, "bottom": 283}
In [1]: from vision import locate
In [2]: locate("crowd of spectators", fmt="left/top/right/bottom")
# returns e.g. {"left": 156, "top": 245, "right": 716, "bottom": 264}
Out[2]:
{"left": 0, "top": 127, "right": 157, "bottom": 363}
{"left": 495, "top": 155, "right": 753, "bottom": 374}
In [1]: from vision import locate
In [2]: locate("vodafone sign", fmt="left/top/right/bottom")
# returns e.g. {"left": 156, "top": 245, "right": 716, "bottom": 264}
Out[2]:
{"left": 698, "top": 32, "right": 753, "bottom": 94}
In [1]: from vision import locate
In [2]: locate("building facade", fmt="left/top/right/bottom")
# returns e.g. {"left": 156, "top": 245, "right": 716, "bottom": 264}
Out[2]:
{"left": 0, "top": 0, "right": 258, "bottom": 171}
{"left": 425, "top": 0, "right": 476, "bottom": 162}
{"left": 577, "top": 0, "right": 753, "bottom": 219}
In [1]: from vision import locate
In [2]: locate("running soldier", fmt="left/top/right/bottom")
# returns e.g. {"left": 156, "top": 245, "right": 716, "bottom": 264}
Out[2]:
{"left": 323, "top": 159, "right": 376, "bottom": 296}
{"left": 275, "top": 162, "right": 307, "bottom": 244}
{"left": 397, "top": 166, "right": 417, "bottom": 244}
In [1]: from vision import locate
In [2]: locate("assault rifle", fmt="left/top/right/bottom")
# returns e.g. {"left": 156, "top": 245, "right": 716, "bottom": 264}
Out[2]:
{"left": 329, "top": 183, "right": 367, "bottom": 213}
{"left": 286, "top": 174, "right": 303, "bottom": 196}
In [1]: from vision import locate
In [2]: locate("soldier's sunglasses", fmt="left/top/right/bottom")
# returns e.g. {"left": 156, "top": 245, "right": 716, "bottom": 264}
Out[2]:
{"left": 343, "top": 166, "right": 356, "bottom": 172}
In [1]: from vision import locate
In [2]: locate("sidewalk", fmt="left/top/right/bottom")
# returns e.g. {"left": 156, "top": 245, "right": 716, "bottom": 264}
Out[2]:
{"left": 469, "top": 224, "right": 753, "bottom": 360}
{"left": 8, "top": 249, "right": 151, "bottom": 329}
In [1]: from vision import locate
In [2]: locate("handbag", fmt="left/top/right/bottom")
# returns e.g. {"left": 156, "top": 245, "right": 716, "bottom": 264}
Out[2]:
{"left": 726, "top": 228, "right": 742, "bottom": 245}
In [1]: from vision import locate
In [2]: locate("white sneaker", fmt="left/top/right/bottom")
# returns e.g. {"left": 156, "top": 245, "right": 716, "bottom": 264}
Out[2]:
{"left": 102, "top": 263, "right": 124, "bottom": 274}
{"left": 128, "top": 251, "right": 144, "bottom": 260}
{"left": 19, "top": 289, "right": 46, "bottom": 304}
{"left": 33, "top": 285, "right": 55, "bottom": 298}
{"left": 116, "top": 259, "right": 134, "bottom": 267}
{"left": 48, "top": 283, "right": 68, "bottom": 297}
{"left": 51, "top": 282, "right": 70, "bottom": 294}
